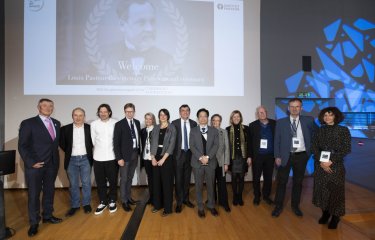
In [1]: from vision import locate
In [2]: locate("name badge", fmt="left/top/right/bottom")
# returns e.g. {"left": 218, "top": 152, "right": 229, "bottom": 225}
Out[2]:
{"left": 319, "top": 151, "right": 331, "bottom": 162}
{"left": 260, "top": 139, "right": 268, "bottom": 149}
{"left": 292, "top": 137, "right": 301, "bottom": 148}
{"left": 133, "top": 138, "right": 137, "bottom": 148}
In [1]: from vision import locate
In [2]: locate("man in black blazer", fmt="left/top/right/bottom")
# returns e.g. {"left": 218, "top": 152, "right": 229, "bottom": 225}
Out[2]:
{"left": 272, "top": 98, "right": 317, "bottom": 218}
{"left": 60, "top": 107, "right": 94, "bottom": 217}
{"left": 248, "top": 106, "right": 276, "bottom": 206}
{"left": 172, "top": 104, "right": 197, "bottom": 213}
{"left": 113, "top": 103, "right": 141, "bottom": 212}
{"left": 18, "top": 98, "right": 62, "bottom": 237}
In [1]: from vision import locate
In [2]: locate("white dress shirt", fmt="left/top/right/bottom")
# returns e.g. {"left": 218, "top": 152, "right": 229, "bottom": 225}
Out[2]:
{"left": 91, "top": 118, "right": 117, "bottom": 161}
{"left": 126, "top": 118, "right": 139, "bottom": 148}
{"left": 180, "top": 119, "right": 191, "bottom": 149}
{"left": 290, "top": 116, "right": 306, "bottom": 152}
{"left": 72, "top": 124, "right": 87, "bottom": 156}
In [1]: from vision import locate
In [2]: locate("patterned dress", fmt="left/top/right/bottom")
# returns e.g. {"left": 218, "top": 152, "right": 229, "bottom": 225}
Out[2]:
{"left": 312, "top": 125, "right": 351, "bottom": 217}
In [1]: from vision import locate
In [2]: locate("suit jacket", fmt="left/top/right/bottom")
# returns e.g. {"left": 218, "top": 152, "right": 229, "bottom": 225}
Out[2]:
{"left": 248, "top": 119, "right": 276, "bottom": 158}
{"left": 150, "top": 124, "right": 177, "bottom": 157}
{"left": 171, "top": 118, "right": 197, "bottom": 160}
{"left": 216, "top": 128, "right": 230, "bottom": 167}
{"left": 59, "top": 123, "right": 93, "bottom": 170}
{"left": 274, "top": 115, "right": 317, "bottom": 166}
{"left": 113, "top": 118, "right": 141, "bottom": 162}
{"left": 189, "top": 126, "right": 219, "bottom": 170}
{"left": 18, "top": 115, "right": 61, "bottom": 169}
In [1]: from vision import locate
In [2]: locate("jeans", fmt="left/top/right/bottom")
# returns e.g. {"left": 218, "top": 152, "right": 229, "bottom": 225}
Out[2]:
{"left": 67, "top": 155, "right": 92, "bottom": 208}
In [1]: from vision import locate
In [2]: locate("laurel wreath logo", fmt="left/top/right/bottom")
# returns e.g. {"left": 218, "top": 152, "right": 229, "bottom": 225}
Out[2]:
{"left": 84, "top": 0, "right": 188, "bottom": 81}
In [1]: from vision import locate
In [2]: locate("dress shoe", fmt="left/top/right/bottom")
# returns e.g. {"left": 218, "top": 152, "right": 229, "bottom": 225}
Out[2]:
{"left": 272, "top": 206, "right": 283, "bottom": 217}
{"left": 175, "top": 205, "right": 182, "bottom": 213}
{"left": 122, "top": 202, "right": 132, "bottom": 212}
{"left": 128, "top": 198, "right": 139, "bottom": 205}
{"left": 162, "top": 211, "right": 171, "bottom": 217}
{"left": 253, "top": 198, "right": 260, "bottom": 206}
{"left": 208, "top": 208, "right": 219, "bottom": 216}
{"left": 238, "top": 198, "right": 244, "bottom": 206}
{"left": 198, "top": 209, "right": 205, "bottom": 218}
{"left": 223, "top": 205, "right": 231, "bottom": 212}
{"left": 292, "top": 207, "right": 303, "bottom": 217}
{"left": 263, "top": 197, "right": 274, "bottom": 205}
{"left": 83, "top": 205, "right": 92, "bottom": 214}
{"left": 318, "top": 210, "right": 331, "bottom": 224}
{"left": 28, "top": 224, "right": 39, "bottom": 237}
{"left": 65, "top": 207, "right": 79, "bottom": 217}
{"left": 328, "top": 216, "right": 340, "bottom": 229}
{"left": 183, "top": 200, "right": 195, "bottom": 208}
{"left": 43, "top": 216, "right": 62, "bottom": 224}
{"left": 147, "top": 199, "right": 152, "bottom": 205}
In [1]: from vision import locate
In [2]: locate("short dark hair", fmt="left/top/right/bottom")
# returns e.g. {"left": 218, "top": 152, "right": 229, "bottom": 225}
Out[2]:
{"left": 288, "top": 98, "right": 303, "bottom": 105}
{"left": 158, "top": 108, "right": 170, "bottom": 121}
{"left": 179, "top": 104, "right": 190, "bottom": 112}
{"left": 124, "top": 103, "right": 135, "bottom": 111}
{"left": 211, "top": 114, "right": 222, "bottom": 122}
{"left": 97, "top": 104, "right": 112, "bottom": 118}
{"left": 196, "top": 108, "right": 209, "bottom": 118}
{"left": 318, "top": 107, "right": 344, "bottom": 125}
{"left": 117, "top": 0, "right": 154, "bottom": 20}
{"left": 38, "top": 98, "right": 53, "bottom": 105}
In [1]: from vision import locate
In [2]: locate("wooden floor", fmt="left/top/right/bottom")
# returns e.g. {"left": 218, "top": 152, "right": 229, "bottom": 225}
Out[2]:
{"left": 4, "top": 177, "right": 375, "bottom": 240}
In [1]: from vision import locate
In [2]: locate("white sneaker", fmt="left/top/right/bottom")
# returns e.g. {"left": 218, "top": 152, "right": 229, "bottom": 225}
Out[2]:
{"left": 109, "top": 200, "right": 117, "bottom": 213}
{"left": 95, "top": 202, "right": 107, "bottom": 215}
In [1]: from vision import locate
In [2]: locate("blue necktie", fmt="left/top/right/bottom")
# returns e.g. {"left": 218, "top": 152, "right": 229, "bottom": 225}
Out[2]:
{"left": 183, "top": 121, "right": 188, "bottom": 152}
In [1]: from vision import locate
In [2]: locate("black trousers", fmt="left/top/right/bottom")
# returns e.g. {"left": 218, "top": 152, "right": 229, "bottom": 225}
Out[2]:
{"left": 174, "top": 150, "right": 192, "bottom": 205}
{"left": 274, "top": 152, "right": 309, "bottom": 208}
{"left": 231, "top": 173, "right": 245, "bottom": 198}
{"left": 153, "top": 155, "right": 174, "bottom": 213}
{"left": 93, "top": 160, "right": 119, "bottom": 204}
{"left": 143, "top": 160, "right": 154, "bottom": 203}
{"left": 251, "top": 154, "right": 274, "bottom": 199}
{"left": 25, "top": 162, "right": 58, "bottom": 225}
{"left": 214, "top": 166, "right": 229, "bottom": 208}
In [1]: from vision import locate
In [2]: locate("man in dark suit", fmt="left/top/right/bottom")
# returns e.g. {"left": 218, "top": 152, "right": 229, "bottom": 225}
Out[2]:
{"left": 113, "top": 103, "right": 141, "bottom": 212}
{"left": 60, "top": 107, "right": 94, "bottom": 217}
{"left": 248, "top": 106, "right": 276, "bottom": 206}
{"left": 172, "top": 104, "right": 197, "bottom": 213}
{"left": 18, "top": 98, "right": 62, "bottom": 237}
{"left": 272, "top": 98, "right": 317, "bottom": 218}
{"left": 190, "top": 108, "right": 219, "bottom": 218}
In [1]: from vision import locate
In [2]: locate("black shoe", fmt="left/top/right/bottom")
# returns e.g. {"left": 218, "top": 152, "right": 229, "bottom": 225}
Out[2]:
{"left": 147, "top": 199, "right": 152, "bottom": 205}
{"left": 272, "top": 206, "right": 283, "bottom": 217}
{"left": 65, "top": 207, "right": 79, "bottom": 217}
{"left": 253, "top": 198, "right": 260, "bottom": 206}
{"left": 319, "top": 210, "right": 331, "bottom": 224}
{"left": 328, "top": 216, "right": 340, "bottom": 229}
{"left": 292, "top": 206, "right": 303, "bottom": 217}
{"left": 28, "top": 224, "right": 39, "bottom": 237}
{"left": 198, "top": 209, "right": 205, "bottom": 218}
{"left": 83, "top": 205, "right": 92, "bottom": 214}
{"left": 42, "top": 216, "right": 62, "bottom": 224}
{"left": 263, "top": 197, "right": 274, "bottom": 205}
{"left": 175, "top": 205, "right": 182, "bottom": 213}
{"left": 238, "top": 198, "right": 244, "bottom": 206}
{"left": 183, "top": 200, "right": 195, "bottom": 208}
{"left": 208, "top": 208, "right": 219, "bottom": 216}
{"left": 224, "top": 206, "right": 231, "bottom": 212}
{"left": 128, "top": 198, "right": 139, "bottom": 205}
{"left": 122, "top": 202, "right": 132, "bottom": 212}
{"left": 162, "top": 211, "right": 171, "bottom": 217}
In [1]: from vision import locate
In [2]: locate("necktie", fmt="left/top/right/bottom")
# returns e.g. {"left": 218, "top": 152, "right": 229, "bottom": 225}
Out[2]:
{"left": 130, "top": 120, "right": 137, "bottom": 148}
{"left": 46, "top": 118, "right": 55, "bottom": 140}
{"left": 183, "top": 121, "right": 188, "bottom": 151}
{"left": 292, "top": 119, "right": 297, "bottom": 137}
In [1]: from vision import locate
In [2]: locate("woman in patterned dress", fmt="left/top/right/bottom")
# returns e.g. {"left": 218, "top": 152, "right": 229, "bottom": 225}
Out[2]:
{"left": 312, "top": 107, "right": 351, "bottom": 229}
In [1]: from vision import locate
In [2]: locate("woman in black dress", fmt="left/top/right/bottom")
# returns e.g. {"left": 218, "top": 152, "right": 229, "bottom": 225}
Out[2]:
{"left": 150, "top": 109, "right": 176, "bottom": 216}
{"left": 226, "top": 110, "right": 251, "bottom": 206}
{"left": 312, "top": 107, "right": 351, "bottom": 229}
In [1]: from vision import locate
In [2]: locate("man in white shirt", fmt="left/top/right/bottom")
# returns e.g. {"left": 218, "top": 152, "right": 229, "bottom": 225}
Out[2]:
{"left": 91, "top": 104, "right": 118, "bottom": 215}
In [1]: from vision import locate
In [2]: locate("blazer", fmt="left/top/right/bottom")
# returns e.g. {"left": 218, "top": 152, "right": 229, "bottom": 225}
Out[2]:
{"left": 189, "top": 126, "right": 219, "bottom": 170}
{"left": 113, "top": 118, "right": 141, "bottom": 162}
{"left": 171, "top": 118, "right": 197, "bottom": 159}
{"left": 216, "top": 128, "right": 230, "bottom": 167}
{"left": 59, "top": 123, "right": 94, "bottom": 170}
{"left": 18, "top": 115, "right": 61, "bottom": 169}
{"left": 248, "top": 119, "right": 276, "bottom": 158}
{"left": 150, "top": 124, "right": 177, "bottom": 157}
{"left": 274, "top": 115, "right": 317, "bottom": 166}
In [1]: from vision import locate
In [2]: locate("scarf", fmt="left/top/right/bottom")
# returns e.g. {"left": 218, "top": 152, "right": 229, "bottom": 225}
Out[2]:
{"left": 229, "top": 124, "right": 247, "bottom": 159}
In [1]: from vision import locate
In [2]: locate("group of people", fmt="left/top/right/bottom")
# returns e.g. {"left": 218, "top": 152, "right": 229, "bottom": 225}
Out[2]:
{"left": 18, "top": 98, "right": 351, "bottom": 237}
